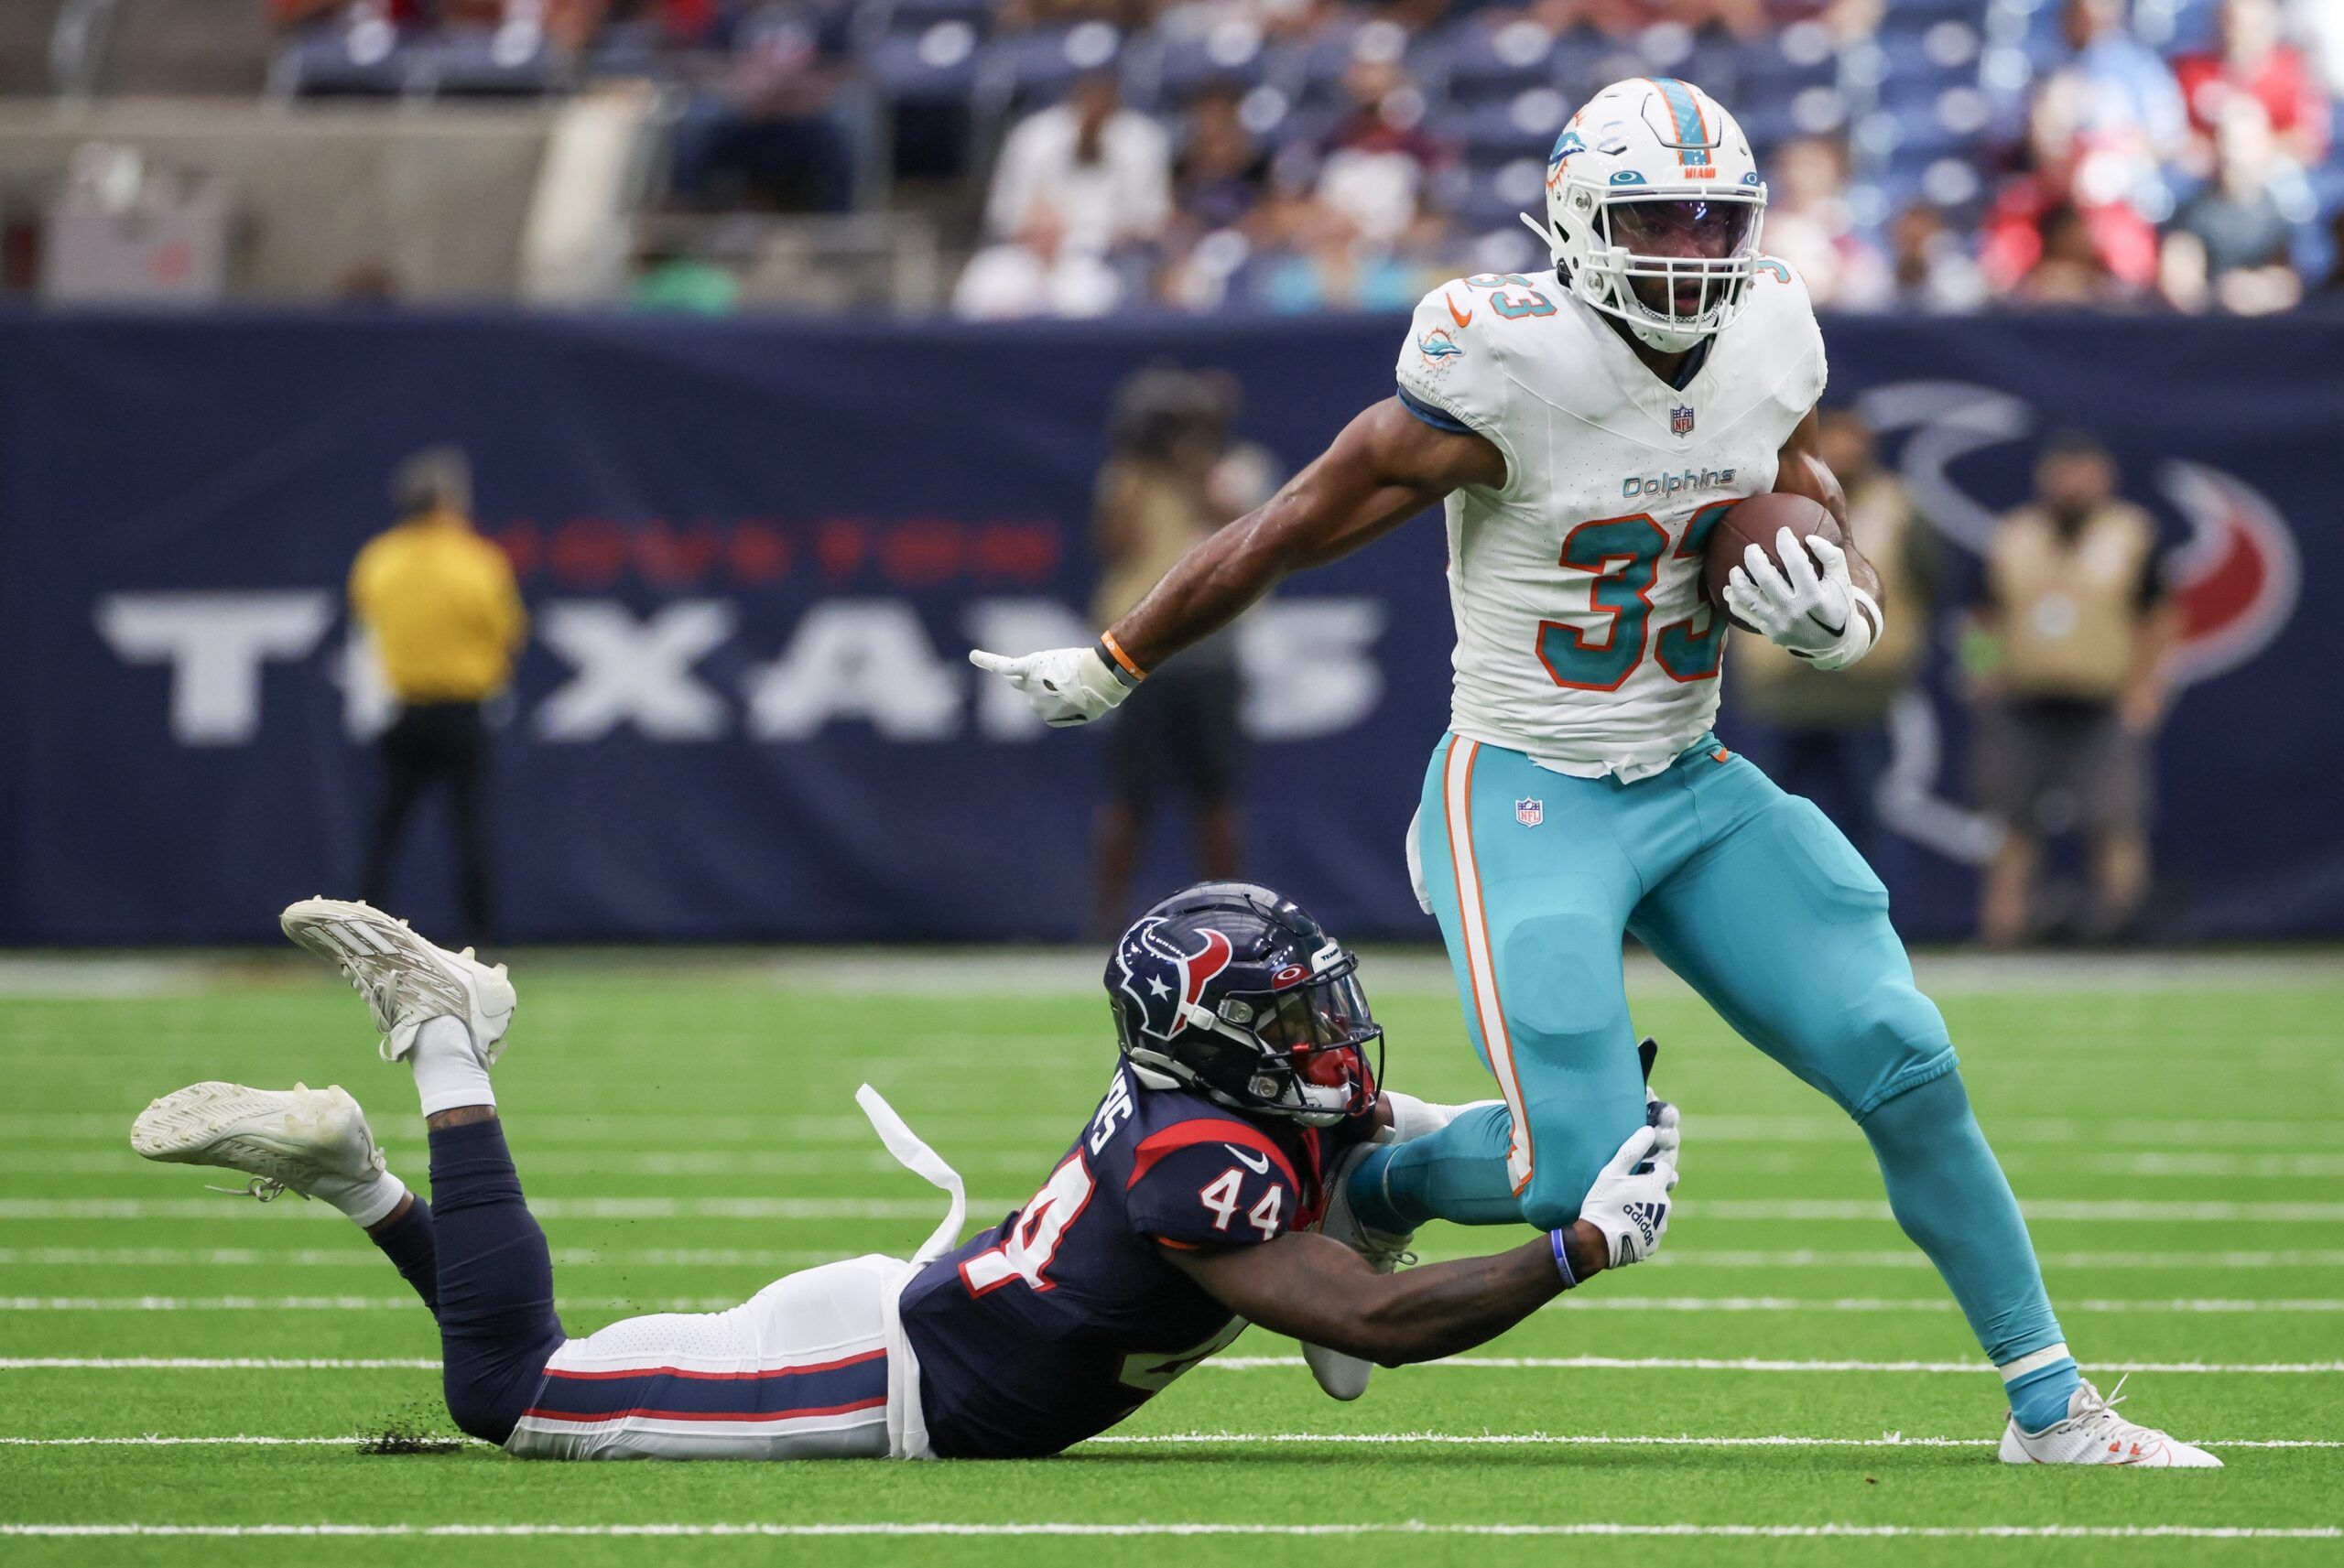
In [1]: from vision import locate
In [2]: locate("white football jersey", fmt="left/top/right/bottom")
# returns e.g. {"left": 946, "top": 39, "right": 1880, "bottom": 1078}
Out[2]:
{"left": 1394, "top": 263, "right": 1827, "bottom": 779}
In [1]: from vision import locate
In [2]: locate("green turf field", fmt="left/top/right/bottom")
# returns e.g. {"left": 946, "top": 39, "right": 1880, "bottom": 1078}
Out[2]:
{"left": 2, "top": 948, "right": 2339, "bottom": 1564}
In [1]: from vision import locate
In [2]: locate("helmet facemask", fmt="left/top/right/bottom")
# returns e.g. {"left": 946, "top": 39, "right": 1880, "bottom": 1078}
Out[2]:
{"left": 1531, "top": 185, "right": 1765, "bottom": 353}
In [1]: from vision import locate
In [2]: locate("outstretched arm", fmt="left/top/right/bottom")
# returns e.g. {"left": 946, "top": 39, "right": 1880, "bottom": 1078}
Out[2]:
{"left": 971, "top": 399, "right": 1503, "bottom": 726}
{"left": 1109, "top": 399, "right": 1503, "bottom": 668}
{"left": 1162, "top": 1223, "right": 1595, "bottom": 1368}
{"left": 1163, "top": 1120, "right": 1677, "bottom": 1368}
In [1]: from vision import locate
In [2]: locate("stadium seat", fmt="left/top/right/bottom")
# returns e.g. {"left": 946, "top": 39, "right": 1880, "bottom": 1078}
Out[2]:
{"left": 865, "top": 20, "right": 986, "bottom": 106}
{"left": 1123, "top": 27, "right": 1273, "bottom": 113}
{"left": 980, "top": 23, "right": 1126, "bottom": 117}
{"left": 277, "top": 26, "right": 415, "bottom": 98}
{"left": 1451, "top": 157, "right": 1547, "bottom": 233}
{"left": 881, "top": 0, "right": 995, "bottom": 29}
{"left": 1268, "top": 20, "right": 1427, "bottom": 113}
{"left": 418, "top": 29, "right": 567, "bottom": 98}
{"left": 1432, "top": 93, "right": 1570, "bottom": 164}
{"left": 1441, "top": 19, "right": 1563, "bottom": 106}
{"left": 583, "top": 18, "right": 664, "bottom": 79}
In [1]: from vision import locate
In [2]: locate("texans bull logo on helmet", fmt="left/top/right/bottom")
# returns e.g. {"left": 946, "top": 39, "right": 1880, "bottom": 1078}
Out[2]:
{"left": 1113, "top": 918, "right": 1234, "bottom": 1042}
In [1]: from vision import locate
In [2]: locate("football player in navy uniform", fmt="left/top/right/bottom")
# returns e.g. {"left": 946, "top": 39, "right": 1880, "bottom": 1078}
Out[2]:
{"left": 129, "top": 884, "right": 1679, "bottom": 1460}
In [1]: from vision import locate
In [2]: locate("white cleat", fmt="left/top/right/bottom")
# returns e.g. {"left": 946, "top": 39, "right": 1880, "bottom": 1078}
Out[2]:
{"left": 1302, "top": 1141, "right": 1418, "bottom": 1401}
{"left": 280, "top": 897, "right": 515, "bottom": 1065}
{"left": 1998, "top": 1377, "right": 2223, "bottom": 1467}
{"left": 131, "top": 1081, "right": 396, "bottom": 1221}
{"left": 1301, "top": 1094, "right": 1495, "bottom": 1400}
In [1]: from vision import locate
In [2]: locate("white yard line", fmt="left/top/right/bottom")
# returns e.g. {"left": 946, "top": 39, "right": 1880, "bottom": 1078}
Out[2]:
{"left": 0, "top": 1197, "right": 1011, "bottom": 1222}
{"left": 16, "top": 1112, "right": 2344, "bottom": 1150}
{"left": 12, "top": 1246, "right": 2344, "bottom": 1272}
{"left": 1196, "top": 1356, "right": 2344, "bottom": 1374}
{"left": 7, "top": 1195, "right": 2342, "bottom": 1222}
{"left": 8, "top": 1292, "right": 2344, "bottom": 1314}
{"left": 1645, "top": 1248, "right": 2344, "bottom": 1271}
{"left": 0, "top": 1357, "right": 441, "bottom": 1369}
{"left": 6, "top": 1355, "right": 2339, "bottom": 1374}
{"left": 10, "top": 943, "right": 2334, "bottom": 997}
{"left": 1, "top": 1522, "right": 2338, "bottom": 1540}
{"left": 1082, "top": 1432, "right": 2344, "bottom": 1451}
{"left": 25, "top": 1148, "right": 2344, "bottom": 1178}
{"left": 1535, "top": 1296, "right": 2344, "bottom": 1314}
{"left": 0, "top": 1435, "right": 475, "bottom": 1447}
{"left": 0, "top": 1246, "right": 863, "bottom": 1269}
{"left": 3, "top": 1431, "right": 2334, "bottom": 1451}
{"left": 1698, "top": 1199, "right": 2344, "bottom": 1222}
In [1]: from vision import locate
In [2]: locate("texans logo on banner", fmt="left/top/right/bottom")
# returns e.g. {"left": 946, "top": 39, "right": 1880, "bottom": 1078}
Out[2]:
{"left": 1114, "top": 919, "right": 1234, "bottom": 1041}
{"left": 1867, "top": 384, "right": 2300, "bottom": 688}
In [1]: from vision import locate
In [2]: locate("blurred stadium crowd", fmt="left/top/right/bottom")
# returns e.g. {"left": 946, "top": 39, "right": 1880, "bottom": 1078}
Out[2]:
{"left": 239, "top": 0, "right": 2344, "bottom": 317}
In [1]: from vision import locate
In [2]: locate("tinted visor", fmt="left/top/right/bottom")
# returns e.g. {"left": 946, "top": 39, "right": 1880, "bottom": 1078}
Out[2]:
{"left": 1253, "top": 971, "right": 1381, "bottom": 1112}
{"left": 1254, "top": 972, "right": 1374, "bottom": 1053}
{"left": 1607, "top": 197, "right": 1757, "bottom": 261}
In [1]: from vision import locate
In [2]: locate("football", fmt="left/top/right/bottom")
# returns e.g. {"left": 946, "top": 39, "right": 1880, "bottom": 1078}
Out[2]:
{"left": 1702, "top": 492, "right": 1845, "bottom": 631}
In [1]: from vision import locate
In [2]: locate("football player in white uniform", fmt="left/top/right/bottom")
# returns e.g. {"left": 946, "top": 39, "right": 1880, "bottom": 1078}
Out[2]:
{"left": 975, "top": 78, "right": 2215, "bottom": 1466}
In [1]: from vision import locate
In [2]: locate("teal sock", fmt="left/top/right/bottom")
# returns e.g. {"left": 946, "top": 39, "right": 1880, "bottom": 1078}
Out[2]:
{"left": 1347, "top": 1102, "right": 1528, "bottom": 1231}
{"left": 1858, "top": 1069, "right": 2069, "bottom": 1381}
{"left": 2005, "top": 1352, "right": 2083, "bottom": 1433}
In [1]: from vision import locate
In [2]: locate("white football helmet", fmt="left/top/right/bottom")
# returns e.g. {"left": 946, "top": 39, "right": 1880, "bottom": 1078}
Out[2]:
{"left": 1523, "top": 78, "right": 1769, "bottom": 352}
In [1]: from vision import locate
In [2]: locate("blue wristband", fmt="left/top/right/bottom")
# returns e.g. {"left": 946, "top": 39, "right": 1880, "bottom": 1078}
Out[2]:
{"left": 1549, "top": 1227, "right": 1579, "bottom": 1290}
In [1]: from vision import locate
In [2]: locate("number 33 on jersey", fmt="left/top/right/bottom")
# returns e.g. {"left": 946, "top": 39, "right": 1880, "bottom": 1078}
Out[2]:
{"left": 1396, "top": 263, "right": 1827, "bottom": 779}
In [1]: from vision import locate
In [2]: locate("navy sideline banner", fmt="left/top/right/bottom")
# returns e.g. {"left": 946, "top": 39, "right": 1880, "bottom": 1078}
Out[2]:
{"left": 0, "top": 308, "right": 2336, "bottom": 945}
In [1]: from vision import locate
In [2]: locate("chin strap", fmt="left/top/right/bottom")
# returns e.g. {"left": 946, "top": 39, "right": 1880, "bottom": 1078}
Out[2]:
{"left": 1518, "top": 210, "right": 1565, "bottom": 265}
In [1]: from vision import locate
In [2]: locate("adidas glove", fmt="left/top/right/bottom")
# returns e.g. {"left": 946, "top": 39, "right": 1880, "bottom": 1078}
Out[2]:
{"left": 1579, "top": 1124, "right": 1679, "bottom": 1270}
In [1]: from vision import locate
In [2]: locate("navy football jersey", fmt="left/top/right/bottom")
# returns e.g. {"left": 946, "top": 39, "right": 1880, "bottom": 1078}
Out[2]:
{"left": 898, "top": 1066, "right": 1328, "bottom": 1458}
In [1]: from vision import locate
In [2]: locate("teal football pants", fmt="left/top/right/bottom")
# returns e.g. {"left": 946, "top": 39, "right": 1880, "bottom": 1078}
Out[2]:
{"left": 1362, "top": 730, "right": 2065, "bottom": 1366}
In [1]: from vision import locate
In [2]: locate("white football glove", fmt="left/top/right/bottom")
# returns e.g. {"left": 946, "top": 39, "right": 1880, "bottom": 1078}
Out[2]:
{"left": 968, "top": 643, "right": 1134, "bottom": 728}
{"left": 1723, "top": 526, "right": 1881, "bottom": 672}
{"left": 1579, "top": 1123, "right": 1679, "bottom": 1270}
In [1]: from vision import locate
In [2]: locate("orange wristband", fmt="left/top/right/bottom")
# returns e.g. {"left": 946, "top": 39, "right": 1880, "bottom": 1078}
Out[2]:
{"left": 1098, "top": 631, "right": 1147, "bottom": 687}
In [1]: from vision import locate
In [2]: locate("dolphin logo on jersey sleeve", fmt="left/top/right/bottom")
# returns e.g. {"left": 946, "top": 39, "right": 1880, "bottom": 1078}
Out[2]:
{"left": 1113, "top": 918, "right": 1235, "bottom": 1041}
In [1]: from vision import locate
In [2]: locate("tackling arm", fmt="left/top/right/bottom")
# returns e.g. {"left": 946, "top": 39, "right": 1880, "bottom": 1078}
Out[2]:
{"left": 970, "top": 399, "right": 1503, "bottom": 726}
{"left": 1161, "top": 1223, "right": 1604, "bottom": 1368}
{"left": 1161, "top": 1118, "right": 1677, "bottom": 1368}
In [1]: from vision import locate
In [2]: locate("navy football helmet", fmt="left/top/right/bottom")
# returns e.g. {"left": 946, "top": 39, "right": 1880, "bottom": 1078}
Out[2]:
{"left": 1105, "top": 881, "right": 1382, "bottom": 1127}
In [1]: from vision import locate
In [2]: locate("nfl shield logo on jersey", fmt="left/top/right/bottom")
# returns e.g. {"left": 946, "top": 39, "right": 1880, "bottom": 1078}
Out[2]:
{"left": 1671, "top": 405, "right": 1696, "bottom": 436}
{"left": 1515, "top": 797, "right": 1544, "bottom": 827}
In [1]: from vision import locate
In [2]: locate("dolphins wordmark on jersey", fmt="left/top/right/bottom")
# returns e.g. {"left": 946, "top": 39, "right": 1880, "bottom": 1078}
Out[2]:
{"left": 1396, "top": 262, "right": 1827, "bottom": 780}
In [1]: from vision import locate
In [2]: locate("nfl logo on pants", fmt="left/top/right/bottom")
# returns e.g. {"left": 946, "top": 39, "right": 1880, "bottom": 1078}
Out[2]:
{"left": 1515, "top": 797, "right": 1544, "bottom": 827}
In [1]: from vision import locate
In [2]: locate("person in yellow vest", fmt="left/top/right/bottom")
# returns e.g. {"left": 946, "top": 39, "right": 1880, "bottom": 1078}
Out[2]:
{"left": 1968, "top": 431, "right": 2177, "bottom": 946}
{"left": 349, "top": 447, "right": 527, "bottom": 943}
{"left": 1088, "top": 369, "right": 1269, "bottom": 936}
{"left": 1726, "top": 408, "right": 1938, "bottom": 860}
